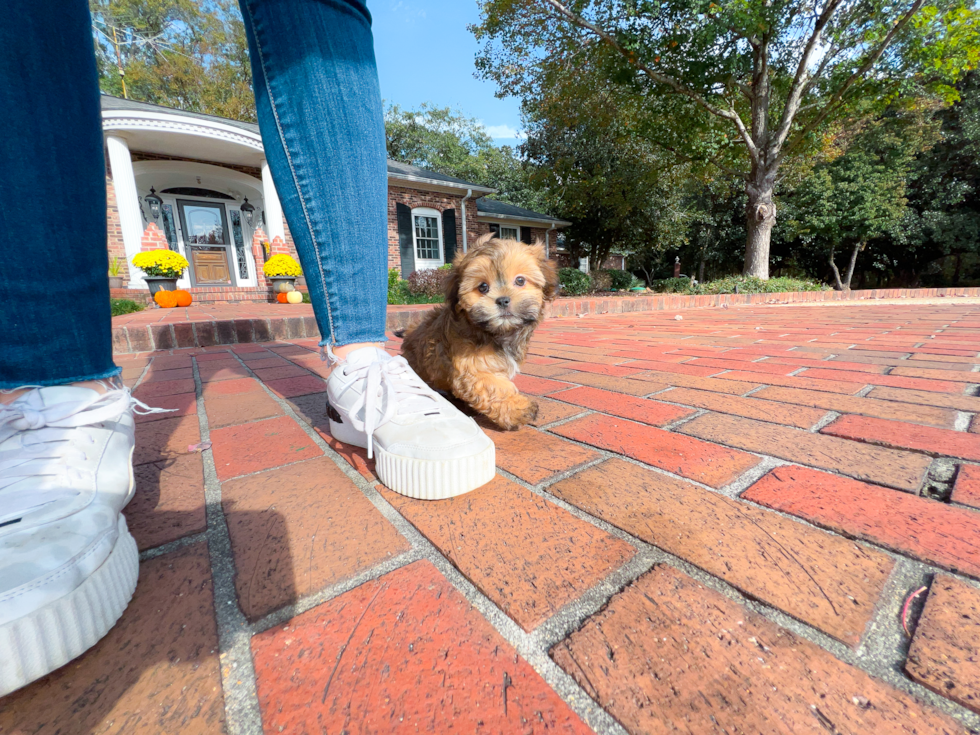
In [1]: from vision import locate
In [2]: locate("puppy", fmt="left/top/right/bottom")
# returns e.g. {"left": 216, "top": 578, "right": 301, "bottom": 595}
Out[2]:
{"left": 399, "top": 234, "right": 559, "bottom": 430}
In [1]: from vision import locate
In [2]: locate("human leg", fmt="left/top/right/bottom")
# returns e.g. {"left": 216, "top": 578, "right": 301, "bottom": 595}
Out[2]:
{"left": 0, "top": 0, "right": 145, "bottom": 696}
{"left": 239, "top": 0, "right": 494, "bottom": 498}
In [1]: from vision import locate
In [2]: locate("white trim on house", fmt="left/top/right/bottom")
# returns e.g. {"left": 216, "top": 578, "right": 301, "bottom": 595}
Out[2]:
{"left": 102, "top": 110, "right": 264, "bottom": 151}
{"left": 389, "top": 173, "right": 495, "bottom": 196}
{"left": 411, "top": 206, "right": 444, "bottom": 269}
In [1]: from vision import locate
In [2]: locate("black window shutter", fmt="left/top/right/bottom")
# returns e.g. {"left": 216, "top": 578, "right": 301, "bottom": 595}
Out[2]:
{"left": 396, "top": 203, "right": 415, "bottom": 277}
{"left": 489, "top": 223, "right": 500, "bottom": 236}
{"left": 442, "top": 208, "right": 457, "bottom": 264}
{"left": 520, "top": 226, "right": 533, "bottom": 244}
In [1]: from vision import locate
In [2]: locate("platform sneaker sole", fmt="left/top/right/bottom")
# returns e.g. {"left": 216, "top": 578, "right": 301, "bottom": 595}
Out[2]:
{"left": 0, "top": 514, "right": 139, "bottom": 697}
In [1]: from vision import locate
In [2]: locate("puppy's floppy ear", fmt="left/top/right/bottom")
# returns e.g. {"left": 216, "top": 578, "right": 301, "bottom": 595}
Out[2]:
{"left": 531, "top": 239, "right": 560, "bottom": 301}
{"left": 470, "top": 232, "right": 495, "bottom": 251}
{"left": 444, "top": 250, "right": 466, "bottom": 312}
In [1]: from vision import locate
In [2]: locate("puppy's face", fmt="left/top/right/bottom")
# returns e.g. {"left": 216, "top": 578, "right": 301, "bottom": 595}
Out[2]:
{"left": 448, "top": 236, "right": 558, "bottom": 336}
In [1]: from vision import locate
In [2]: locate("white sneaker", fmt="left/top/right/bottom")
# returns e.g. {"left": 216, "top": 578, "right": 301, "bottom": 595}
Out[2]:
{"left": 327, "top": 347, "right": 495, "bottom": 500}
{"left": 0, "top": 386, "right": 152, "bottom": 696}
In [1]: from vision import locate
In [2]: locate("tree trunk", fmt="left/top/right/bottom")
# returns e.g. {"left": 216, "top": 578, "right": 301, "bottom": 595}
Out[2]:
{"left": 842, "top": 240, "right": 862, "bottom": 290}
{"left": 743, "top": 173, "right": 776, "bottom": 279}
{"left": 829, "top": 241, "right": 863, "bottom": 291}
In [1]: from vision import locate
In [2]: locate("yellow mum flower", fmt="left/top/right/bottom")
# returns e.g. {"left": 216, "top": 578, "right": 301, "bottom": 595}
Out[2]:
{"left": 132, "top": 250, "right": 190, "bottom": 278}
{"left": 263, "top": 254, "right": 303, "bottom": 278}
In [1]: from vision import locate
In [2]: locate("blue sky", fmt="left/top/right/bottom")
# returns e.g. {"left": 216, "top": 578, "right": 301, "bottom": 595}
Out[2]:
{"left": 370, "top": 0, "right": 524, "bottom": 143}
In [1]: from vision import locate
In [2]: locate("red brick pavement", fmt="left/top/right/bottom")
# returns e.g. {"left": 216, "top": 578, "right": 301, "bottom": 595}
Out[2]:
{"left": 4, "top": 301, "right": 980, "bottom": 734}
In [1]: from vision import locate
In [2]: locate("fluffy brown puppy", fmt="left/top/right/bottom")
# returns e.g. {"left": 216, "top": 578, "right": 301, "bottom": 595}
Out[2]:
{"left": 399, "top": 235, "right": 559, "bottom": 430}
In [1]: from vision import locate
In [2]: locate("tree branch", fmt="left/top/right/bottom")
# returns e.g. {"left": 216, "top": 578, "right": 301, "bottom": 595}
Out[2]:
{"left": 535, "top": 0, "right": 760, "bottom": 163}
{"left": 780, "top": 0, "right": 927, "bottom": 162}
{"left": 770, "top": 0, "right": 844, "bottom": 154}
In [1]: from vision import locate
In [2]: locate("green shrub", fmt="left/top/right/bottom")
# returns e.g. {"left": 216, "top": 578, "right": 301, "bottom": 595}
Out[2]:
{"left": 110, "top": 298, "right": 145, "bottom": 317}
{"left": 651, "top": 275, "right": 828, "bottom": 295}
{"left": 406, "top": 268, "right": 451, "bottom": 297}
{"left": 629, "top": 275, "right": 645, "bottom": 289}
{"left": 559, "top": 267, "right": 590, "bottom": 296}
{"left": 606, "top": 269, "right": 634, "bottom": 290}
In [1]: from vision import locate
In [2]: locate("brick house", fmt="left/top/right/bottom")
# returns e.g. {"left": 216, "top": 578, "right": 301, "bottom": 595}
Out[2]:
{"left": 102, "top": 96, "right": 568, "bottom": 302}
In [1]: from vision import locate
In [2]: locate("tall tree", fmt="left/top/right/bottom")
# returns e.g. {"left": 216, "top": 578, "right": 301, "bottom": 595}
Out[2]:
{"left": 90, "top": 0, "right": 255, "bottom": 121}
{"left": 473, "top": 0, "right": 980, "bottom": 278}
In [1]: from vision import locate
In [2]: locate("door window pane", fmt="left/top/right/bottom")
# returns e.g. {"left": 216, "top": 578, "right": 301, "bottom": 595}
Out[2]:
{"left": 184, "top": 205, "right": 225, "bottom": 244}
{"left": 414, "top": 215, "right": 441, "bottom": 260}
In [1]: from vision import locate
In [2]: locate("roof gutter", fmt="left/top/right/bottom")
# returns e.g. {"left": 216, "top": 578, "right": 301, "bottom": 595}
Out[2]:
{"left": 461, "top": 188, "right": 472, "bottom": 253}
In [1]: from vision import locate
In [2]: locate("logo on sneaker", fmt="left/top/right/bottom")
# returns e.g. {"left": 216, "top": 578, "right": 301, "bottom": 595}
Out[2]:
{"left": 325, "top": 400, "right": 343, "bottom": 423}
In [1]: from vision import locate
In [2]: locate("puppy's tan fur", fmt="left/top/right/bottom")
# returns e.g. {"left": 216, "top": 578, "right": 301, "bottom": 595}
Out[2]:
{"left": 399, "top": 235, "right": 559, "bottom": 430}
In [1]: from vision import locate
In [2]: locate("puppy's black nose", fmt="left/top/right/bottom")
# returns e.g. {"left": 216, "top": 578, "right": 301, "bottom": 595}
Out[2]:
{"left": 496, "top": 296, "right": 511, "bottom": 308}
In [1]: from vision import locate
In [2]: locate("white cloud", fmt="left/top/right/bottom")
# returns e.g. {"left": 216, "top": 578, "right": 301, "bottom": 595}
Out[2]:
{"left": 484, "top": 124, "right": 526, "bottom": 140}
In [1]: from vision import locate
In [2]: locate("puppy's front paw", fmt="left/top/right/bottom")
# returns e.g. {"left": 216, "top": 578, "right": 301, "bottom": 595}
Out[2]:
{"left": 492, "top": 394, "right": 538, "bottom": 430}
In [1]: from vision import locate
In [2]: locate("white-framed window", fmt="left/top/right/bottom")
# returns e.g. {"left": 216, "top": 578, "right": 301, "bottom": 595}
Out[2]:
{"left": 412, "top": 207, "right": 443, "bottom": 269}
{"left": 499, "top": 225, "right": 519, "bottom": 241}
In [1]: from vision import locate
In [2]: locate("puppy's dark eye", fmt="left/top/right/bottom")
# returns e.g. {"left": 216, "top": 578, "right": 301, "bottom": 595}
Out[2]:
{"left": 478, "top": 282, "right": 490, "bottom": 294}
{"left": 514, "top": 276, "right": 526, "bottom": 287}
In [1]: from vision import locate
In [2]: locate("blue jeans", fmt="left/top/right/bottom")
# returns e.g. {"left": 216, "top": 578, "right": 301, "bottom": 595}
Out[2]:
{"left": 0, "top": 0, "right": 388, "bottom": 389}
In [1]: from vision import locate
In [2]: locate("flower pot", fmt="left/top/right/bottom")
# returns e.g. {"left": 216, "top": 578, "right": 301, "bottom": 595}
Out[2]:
{"left": 144, "top": 276, "right": 179, "bottom": 296}
{"left": 269, "top": 277, "right": 297, "bottom": 294}
{"left": 108, "top": 276, "right": 124, "bottom": 289}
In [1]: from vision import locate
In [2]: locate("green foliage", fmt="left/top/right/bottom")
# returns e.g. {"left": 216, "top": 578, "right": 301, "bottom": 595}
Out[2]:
{"left": 558, "top": 268, "right": 591, "bottom": 296}
{"left": 385, "top": 104, "right": 549, "bottom": 213}
{"left": 110, "top": 298, "right": 145, "bottom": 316}
{"left": 387, "top": 268, "right": 444, "bottom": 305}
{"left": 605, "top": 269, "right": 634, "bottom": 290}
{"left": 652, "top": 276, "right": 828, "bottom": 295}
{"left": 90, "top": 0, "right": 255, "bottom": 120}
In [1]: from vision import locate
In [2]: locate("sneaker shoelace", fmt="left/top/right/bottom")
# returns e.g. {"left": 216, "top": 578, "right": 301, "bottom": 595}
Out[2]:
{"left": 339, "top": 356, "right": 442, "bottom": 459}
{"left": 0, "top": 388, "right": 170, "bottom": 523}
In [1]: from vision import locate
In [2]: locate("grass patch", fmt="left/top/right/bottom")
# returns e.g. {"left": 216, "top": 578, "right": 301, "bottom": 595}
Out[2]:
{"left": 110, "top": 298, "right": 145, "bottom": 317}
{"left": 651, "top": 275, "right": 829, "bottom": 295}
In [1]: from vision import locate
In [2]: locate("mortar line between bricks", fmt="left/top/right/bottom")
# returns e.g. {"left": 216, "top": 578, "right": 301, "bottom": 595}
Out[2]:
{"left": 138, "top": 531, "right": 208, "bottom": 561}
{"left": 191, "top": 358, "right": 265, "bottom": 735}
{"left": 224, "top": 348, "right": 631, "bottom": 735}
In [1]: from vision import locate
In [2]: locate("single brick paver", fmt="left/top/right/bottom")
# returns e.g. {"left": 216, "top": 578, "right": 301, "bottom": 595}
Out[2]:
{"left": 551, "top": 565, "right": 966, "bottom": 735}
{"left": 484, "top": 424, "right": 602, "bottom": 484}
{"left": 744, "top": 465, "right": 980, "bottom": 579}
{"left": 953, "top": 465, "right": 980, "bottom": 508}
{"left": 659, "top": 386, "right": 828, "bottom": 428}
{"left": 222, "top": 457, "right": 409, "bottom": 621}
{"left": 527, "top": 395, "right": 588, "bottom": 426}
{"left": 548, "top": 459, "right": 893, "bottom": 645}
{"left": 0, "top": 544, "right": 225, "bottom": 735}
{"left": 550, "top": 384, "right": 695, "bottom": 426}
{"left": 132, "top": 414, "right": 201, "bottom": 467}
{"left": 552, "top": 370, "right": 667, "bottom": 395}
{"left": 129, "top": 454, "right": 207, "bottom": 550}
{"left": 679, "top": 412, "right": 931, "bottom": 491}
{"left": 250, "top": 560, "right": 592, "bottom": 734}
{"left": 204, "top": 389, "right": 283, "bottom": 429}
{"left": 906, "top": 576, "right": 980, "bottom": 714}
{"left": 822, "top": 414, "right": 980, "bottom": 460}
{"left": 380, "top": 476, "right": 635, "bottom": 630}
{"left": 867, "top": 386, "right": 980, "bottom": 413}
{"left": 553, "top": 413, "right": 760, "bottom": 488}
{"left": 210, "top": 415, "right": 321, "bottom": 480}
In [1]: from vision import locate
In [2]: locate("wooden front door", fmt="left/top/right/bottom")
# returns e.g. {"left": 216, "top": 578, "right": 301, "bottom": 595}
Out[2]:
{"left": 177, "top": 200, "right": 233, "bottom": 286}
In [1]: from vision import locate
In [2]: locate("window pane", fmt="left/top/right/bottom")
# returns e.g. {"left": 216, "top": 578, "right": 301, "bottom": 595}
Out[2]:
{"left": 230, "top": 209, "right": 249, "bottom": 280}
{"left": 414, "top": 215, "right": 441, "bottom": 260}
{"left": 161, "top": 204, "right": 179, "bottom": 252}
{"left": 500, "top": 226, "right": 518, "bottom": 240}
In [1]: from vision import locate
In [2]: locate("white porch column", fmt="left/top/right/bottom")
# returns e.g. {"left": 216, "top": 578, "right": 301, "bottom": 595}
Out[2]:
{"left": 105, "top": 135, "right": 146, "bottom": 288}
{"left": 260, "top": 158, "right": 286, "bottom": 241}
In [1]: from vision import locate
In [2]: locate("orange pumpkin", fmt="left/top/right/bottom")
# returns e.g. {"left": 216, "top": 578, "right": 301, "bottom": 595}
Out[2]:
{"left": 277, "top": 292, "right": 289, "bottom": 303}
{"left": 174, "top": 289, "right": 192, "bottom": 307}
{"left": 154, "top": 290, "right": 178, "bottom": 308}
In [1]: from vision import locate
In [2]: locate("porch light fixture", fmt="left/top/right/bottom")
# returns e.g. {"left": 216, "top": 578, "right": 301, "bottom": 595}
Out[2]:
{"left": 240, "top": 197, "right": 255, "bottom": 227}
{"left": 144, "top": 187, "right": 162, "bottom": 221}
